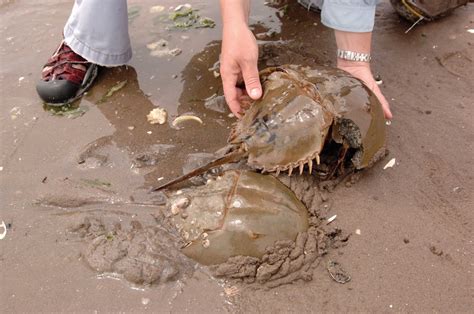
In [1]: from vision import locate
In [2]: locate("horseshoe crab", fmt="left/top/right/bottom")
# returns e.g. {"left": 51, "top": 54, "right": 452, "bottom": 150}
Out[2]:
{"left": 154, "top": 64, "right": 386, "bottom": 191}
{"left": 167, "top": 170, "right": 309, "bottom": 265}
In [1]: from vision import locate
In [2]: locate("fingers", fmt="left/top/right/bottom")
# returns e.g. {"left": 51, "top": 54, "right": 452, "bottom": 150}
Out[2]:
{"left": 370, "top": 83, "right": 393, "bottom": 120}
{"left": 241, "top": 62, "right": 262, "bottom": 100}
{"left": 220, "top": 66, "right": 242, "bottom": 118}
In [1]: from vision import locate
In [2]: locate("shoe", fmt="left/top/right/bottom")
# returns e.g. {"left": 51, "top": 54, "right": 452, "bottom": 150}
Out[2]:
{"left": 36, "top": 40, "right": 98, "bottom": 106}
{"left": 297, "top": 0, "right": 322, "bottom": 12}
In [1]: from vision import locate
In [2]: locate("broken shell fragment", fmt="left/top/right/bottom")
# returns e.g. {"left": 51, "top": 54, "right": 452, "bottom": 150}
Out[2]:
{"left": 171, "top": 204, "right": 181, "bottom": 215}
{"left": 172, "top": 115, "right": 203, "bottom": 128}
{"left": 327, "top": 214, "right": 337, "bottom": 224}
{"left": 171, "top": 196, "right": 190, "bottom": 215}
{"left": 383, "top": 158, "right": 396, "bottom": 170}
{"left": 0, "top": 221, "right": 7, "bottom": 240}
{"left": 147, "top": 107, "right": 167, "bottom": 125}
{"left": 202, "top": 239, "right": 210, "bottom": 248}
{"left": 149, "top": 5, "right": 165, "bottom": 13}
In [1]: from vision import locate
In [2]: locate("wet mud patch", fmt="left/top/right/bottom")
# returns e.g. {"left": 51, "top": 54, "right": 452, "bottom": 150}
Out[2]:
{"left": 435, "top": 50, "right": 473, "bottom": 78}
{"left": 69, "top": 215, "right": 196, "bottom": 286}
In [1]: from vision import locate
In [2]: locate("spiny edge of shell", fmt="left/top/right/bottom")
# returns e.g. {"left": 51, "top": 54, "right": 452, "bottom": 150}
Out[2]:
{"left": 260, "top": 151, "right": 321, "bottom": 176}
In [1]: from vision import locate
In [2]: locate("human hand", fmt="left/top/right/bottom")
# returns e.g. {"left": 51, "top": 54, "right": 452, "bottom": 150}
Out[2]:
{"left": 337, "top": 59, "right": 393, "bottom": 120}
{"left": 220, "top": 23, "right": 262, "bottom": 118}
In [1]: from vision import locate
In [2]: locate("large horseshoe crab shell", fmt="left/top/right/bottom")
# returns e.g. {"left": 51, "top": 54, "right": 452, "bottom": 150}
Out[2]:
{"left": 153, "top": 65, "right": 386, "bottom": 191}
{"left": 230, "top": 65, "right": 386, "bottom": 173}
{"left": 167, "top": 170, "right": 309, "bottom": 265}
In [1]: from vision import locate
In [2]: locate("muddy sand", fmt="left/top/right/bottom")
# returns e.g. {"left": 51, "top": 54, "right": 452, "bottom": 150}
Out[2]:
{"left": 1, "top": 0, "right": 473, "bottom": 312}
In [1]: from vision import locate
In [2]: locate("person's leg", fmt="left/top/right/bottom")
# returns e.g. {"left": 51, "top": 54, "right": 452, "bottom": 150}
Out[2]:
{"left": 37, "top": 0, "right": 131, "bottom": 105}
{"left": 64, "top": 0, "right": 131, "bottom": 66}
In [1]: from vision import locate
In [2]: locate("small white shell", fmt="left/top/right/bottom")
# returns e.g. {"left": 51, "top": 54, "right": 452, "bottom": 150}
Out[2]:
{"left": 202, "top": 239, "right": 210, "bottom": 248}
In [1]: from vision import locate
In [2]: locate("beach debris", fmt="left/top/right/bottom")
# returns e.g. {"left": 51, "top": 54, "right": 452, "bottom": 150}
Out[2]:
{"left": 170, "top": 5, "right": 216, "bottom": 29}
{"left": 141, "top": 298, "right": 150, "bottom": 305}
{"left": 147, "top": 39, "right": 168, "bottom": 50}
{"left": 204, "top": 94, "right": 227, "bottom": 113}
{"left": 327, "top": 214, "right": 337, "bottom": 224}
{"left": 467, "top": 29, "right": 474, "bottom": 34}
{"left": 128, "top": 5, "right": 141, "bottom": 23}
{"left": 0, "top": 221, "right": 7, "bottom": 240}
{"left": 174, "top": 4, "right": 192, "bottom": 11}
{"left": 18, "top": 76, "right": 25, "bottom": 83}
{"left": 0, "top": 166, "right": 3, "bottom": 171}
{"left": 80, "top": 178, "right": 112, "bottom": 188}
{"left": 44, "top": 103, "right": 89, "bottom": 119}
{"left": 355, "top": 229, "right": 361, "bottom": 235}
{"left": 383, "top": 158, "right": 396, "bottom": 170}
{"left": 327, "top": 260, "right": 351, "bottom": 284}
{"left": 149, "top": 5, "right": 165, "bottom": 13}
{"left": 375, "top": 75, "right": 383, "bottom": 85}
{"left": 147, "top": 107, "right": 168, "bottom": 125}
{"left": 98, "top": 80, "right": 128, "bottom": 103}
{"left": 128, "top": 126, "right": 135, "bottom": 130}
{"left": 147, "top": 39, "right": 182, "bottom": 57}
{"left": 224, "top": 286, "right": 239, "bottom": 297}
{"left": 385, "top": 120, "right": 392, "bottom": 126}
{"left": 172, "top": 115, "right": 203, "bottom": 128}
{"left": 10, "top": 106, "right": 21, "bottom": 120}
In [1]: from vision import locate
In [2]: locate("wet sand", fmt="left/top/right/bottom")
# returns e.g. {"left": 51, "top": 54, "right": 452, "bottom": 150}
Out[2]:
{"left": 1, "top": 0, "right": 473, "bottom": 312}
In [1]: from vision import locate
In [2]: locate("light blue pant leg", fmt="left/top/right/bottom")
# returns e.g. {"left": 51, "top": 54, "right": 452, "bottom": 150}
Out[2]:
{"left": 63, "top": 0, "right": 132, "bottom": 66}
{"left": 321, "top": 0, "right": 379, "bottom": 32}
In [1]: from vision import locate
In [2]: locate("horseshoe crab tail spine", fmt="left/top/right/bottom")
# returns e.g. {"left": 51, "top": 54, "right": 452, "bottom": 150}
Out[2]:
{"left": 150, "top": 149, "right": 247, "bottom": 192}
{"left": 275, "top": 168, "right": 281, "bottom": 176}
{"left": 288, "top": 165, "right": 293, "bottom": 176}
{"left": 316, "top": 154, "right": 320, "bottom": 165}
{"left": 308, "top": 159, "right": 313, "bottom": 174}
{"left": 299, "top": 162, "right": 304, "bottom": 175}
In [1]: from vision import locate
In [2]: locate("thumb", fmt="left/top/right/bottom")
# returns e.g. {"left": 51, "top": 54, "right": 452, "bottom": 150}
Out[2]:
{"left": 241, "top": 63, "right": 262, "bottom": 100}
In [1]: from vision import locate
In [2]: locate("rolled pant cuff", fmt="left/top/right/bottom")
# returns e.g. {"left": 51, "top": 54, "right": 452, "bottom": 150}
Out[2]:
{"left": 64, "top": 24, "right": 132, "bottom": 67}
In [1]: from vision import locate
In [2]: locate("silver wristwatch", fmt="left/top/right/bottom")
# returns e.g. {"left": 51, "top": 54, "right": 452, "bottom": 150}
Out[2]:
{"left": 337, "top": 49, "right": 371, "bottom": 62}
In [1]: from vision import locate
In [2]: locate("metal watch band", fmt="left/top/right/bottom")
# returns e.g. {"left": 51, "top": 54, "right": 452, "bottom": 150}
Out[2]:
{"left": 337, "top": 49, "right": 371, "bottom": 62}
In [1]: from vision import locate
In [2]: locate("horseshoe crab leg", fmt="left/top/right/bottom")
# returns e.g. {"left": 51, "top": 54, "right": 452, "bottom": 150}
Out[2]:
{"left": 151, "top": 150, "right": 247, "bottom": 192}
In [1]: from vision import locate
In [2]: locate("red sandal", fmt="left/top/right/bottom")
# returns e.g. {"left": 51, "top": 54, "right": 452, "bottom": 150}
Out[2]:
{"left": 36, "top": 40, "right": 98, "bottom": 106}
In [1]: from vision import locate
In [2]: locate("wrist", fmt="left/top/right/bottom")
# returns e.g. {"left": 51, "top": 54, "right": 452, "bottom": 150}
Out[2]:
{"left": 337, "top": 58, "right": 371, "bottom": 69}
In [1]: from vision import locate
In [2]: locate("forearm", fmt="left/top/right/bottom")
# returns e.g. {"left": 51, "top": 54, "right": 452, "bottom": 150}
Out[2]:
{"left": 220, "top": 0, "right": 250, "bottom": 27}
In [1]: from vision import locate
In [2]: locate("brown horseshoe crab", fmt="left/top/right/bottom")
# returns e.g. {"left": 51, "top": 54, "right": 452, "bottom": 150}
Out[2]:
{"left": 167, "top": 170, "right": 309, "bottom": 265}
{"left": 153, "top": 65, "right": 386, "bottom": 191}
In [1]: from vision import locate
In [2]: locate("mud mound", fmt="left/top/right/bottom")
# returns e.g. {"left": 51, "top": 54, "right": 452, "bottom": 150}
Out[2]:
{"left": 70, "top": 217, "right": 195, "bottom": 285}
{"left": 211, "top": 226, "right": 327, "bottom": 288}
{"left": 209, "top": 173, "right": 349, "bottom": 288}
